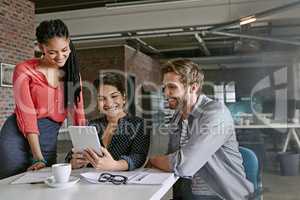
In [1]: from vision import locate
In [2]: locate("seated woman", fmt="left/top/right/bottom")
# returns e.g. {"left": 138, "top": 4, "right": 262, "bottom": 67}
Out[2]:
{"left": 69, "top": 72, "right": 150, "bottom": 171}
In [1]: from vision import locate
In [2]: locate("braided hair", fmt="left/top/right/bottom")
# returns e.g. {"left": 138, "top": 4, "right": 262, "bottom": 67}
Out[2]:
{"left": 36, "top": 19, "right": 81, "bottom": 108}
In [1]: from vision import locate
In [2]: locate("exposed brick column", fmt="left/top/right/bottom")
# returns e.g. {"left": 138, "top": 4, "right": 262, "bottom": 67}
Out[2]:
{"left": 77, "top": 45, "right": 160, "bottom": 119}
{"left": 0, "top": 0, "right": 35, "bottom": 127}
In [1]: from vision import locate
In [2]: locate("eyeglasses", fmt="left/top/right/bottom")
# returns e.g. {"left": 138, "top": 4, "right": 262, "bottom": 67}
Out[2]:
{"left": 98, "top": 172, "right": 128, "bottom": 185}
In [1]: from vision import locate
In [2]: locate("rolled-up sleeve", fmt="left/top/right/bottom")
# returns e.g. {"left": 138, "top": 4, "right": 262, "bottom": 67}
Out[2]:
{"left": 120, "top": 119, "right": 150, "bottom": 170}
{"left": 168, "top": 103, "right": 233, "bottom": 178}
{"left": 13, "top": 64, "right": 39, "bottom": 135}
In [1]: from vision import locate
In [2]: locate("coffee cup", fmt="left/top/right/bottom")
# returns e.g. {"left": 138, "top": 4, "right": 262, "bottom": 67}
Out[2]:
{"left": 52, "top": 163, "right": 71, "bottom": 183}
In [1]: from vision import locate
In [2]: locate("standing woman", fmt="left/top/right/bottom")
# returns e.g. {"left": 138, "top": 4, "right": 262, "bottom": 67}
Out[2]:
{"left": 0, "top": 19, "right": 86, "bottom": 179}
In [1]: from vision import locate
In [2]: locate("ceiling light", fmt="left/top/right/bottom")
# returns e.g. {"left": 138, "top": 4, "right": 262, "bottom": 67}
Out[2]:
{"left": 196, "top": 26, "right": 212, "bottom": 30}
{"left": 240, "top": 16, "right": 257, "bottom": 26}
{"left": 136, "top": 28, "right": 183, "bottom": 35}
{"left": 71, "top": 33, "right": 123, "bottom": 41}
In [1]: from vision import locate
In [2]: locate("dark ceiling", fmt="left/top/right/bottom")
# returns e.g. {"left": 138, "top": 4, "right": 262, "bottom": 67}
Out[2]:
{"left": 35, "top": 0, "right": 171, "bottom": 14}
{"left": 34, "top": 0, "right": 300, "bottom": 66}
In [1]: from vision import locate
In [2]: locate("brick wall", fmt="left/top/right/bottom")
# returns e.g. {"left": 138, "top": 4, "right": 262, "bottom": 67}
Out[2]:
{"left": 78, "top": 46, "right": 125, "bottom": 119}
{"left": 0, "top": 0, "right": 35, "bottom": 128}
{"left": 125, "top": 45, "right": 161, "bottom": 87}
{"left": 124, "top": 45, "right": 161, "bottom": 116}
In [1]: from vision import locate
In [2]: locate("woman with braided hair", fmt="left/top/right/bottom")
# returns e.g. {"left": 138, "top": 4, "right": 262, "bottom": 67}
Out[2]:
{"left": 0, "top": 19, "right": 86, "bottom": 179}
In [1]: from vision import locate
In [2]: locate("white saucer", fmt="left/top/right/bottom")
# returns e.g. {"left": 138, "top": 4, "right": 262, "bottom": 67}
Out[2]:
{"left": 44, "top": 176, "right": 80, "bottom": 188}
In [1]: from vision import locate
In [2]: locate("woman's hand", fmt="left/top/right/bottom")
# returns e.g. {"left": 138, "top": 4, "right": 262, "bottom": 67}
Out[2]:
{"left": 27, "top": 161, "right": 46, "bottom": 171}
{"left": 83, "top": 147, "right": 119, "bottom": 171}
{"left": 70, "top": 149, "right": 89, "bottom": 169}
{"left": 26, "top": 133, "right": 46, "bottom": 171}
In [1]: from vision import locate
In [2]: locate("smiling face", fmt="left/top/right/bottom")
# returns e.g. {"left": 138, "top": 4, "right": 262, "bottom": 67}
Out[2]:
{"left": 163, "top": 72, "right": 188, "bottom": 110}
{"left": 97, "top": 84, "right": 126, "bottom": 117}
{"left": 39, "top": 37, "right": 71, "bottom": 68}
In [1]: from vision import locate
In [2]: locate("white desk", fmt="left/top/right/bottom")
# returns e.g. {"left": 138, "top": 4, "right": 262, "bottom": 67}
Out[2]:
{"left": 235, "top": 123, "right": 300, "bottom": 152}
{"left": 0, "top": 168, "right": 178, "bottom": 200}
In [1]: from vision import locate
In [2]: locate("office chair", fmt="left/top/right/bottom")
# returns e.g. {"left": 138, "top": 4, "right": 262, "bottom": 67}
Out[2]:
{"left": 239, "top": 146, "right": 262, "bottom": 200}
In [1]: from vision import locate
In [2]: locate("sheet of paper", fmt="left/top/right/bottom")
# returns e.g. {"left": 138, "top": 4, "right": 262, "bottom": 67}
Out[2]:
{"left": 129, "top": 172, "right": 171, "bottom": 185}
{"left": 10, "top": 171, "right": 52, "bottom": 184}
{"left": 80, "top": 171, "right": 173, "bottom": 185}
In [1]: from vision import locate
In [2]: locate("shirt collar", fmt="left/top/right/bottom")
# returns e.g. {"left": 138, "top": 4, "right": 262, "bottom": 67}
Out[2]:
{"left": 102, "top": 113, "right": 129, "bottom": 125}
{"left": 189, "top": 94, "right": 205, "bottom": 117}
{"left": 172, "top": 94, "right": 206, "bottom": 122}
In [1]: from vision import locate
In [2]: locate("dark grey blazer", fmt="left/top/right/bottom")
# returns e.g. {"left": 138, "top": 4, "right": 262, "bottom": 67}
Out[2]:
{"left": 168, "top": 95, "right": 254, "bottom": 200}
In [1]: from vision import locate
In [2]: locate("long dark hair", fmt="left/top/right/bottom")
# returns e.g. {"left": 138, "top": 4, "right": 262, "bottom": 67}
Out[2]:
{"left": 36, "top": 19, "right": 81, "bottom": 107}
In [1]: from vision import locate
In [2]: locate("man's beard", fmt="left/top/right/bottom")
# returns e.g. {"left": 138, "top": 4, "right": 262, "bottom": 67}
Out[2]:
{"left": 167, "top": 97, "right": 185, "bottom": 110}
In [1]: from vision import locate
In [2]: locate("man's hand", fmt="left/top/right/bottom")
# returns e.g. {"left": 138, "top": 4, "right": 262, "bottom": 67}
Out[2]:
{"left": 148, "top": 155, "right": 171, "bottom": 172}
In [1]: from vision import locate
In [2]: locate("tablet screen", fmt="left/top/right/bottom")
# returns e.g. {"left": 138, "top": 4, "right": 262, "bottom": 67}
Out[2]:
{"left": 68, "top": 126, "right": 102, "bottom": 154}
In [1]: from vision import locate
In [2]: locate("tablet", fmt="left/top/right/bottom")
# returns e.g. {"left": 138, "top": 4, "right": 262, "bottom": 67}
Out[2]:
{"left": 68, "top": 126, "right": 102, "bottom": 154}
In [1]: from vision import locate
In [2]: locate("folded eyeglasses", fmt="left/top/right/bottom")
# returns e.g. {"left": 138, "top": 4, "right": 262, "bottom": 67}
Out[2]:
{"left": 98, "top": 172, "right": 128, "bottom": 185}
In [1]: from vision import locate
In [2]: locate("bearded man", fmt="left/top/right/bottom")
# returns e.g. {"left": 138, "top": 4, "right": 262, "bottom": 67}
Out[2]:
{"left": 148, "top": 58, "right": 254, "bottom": 200}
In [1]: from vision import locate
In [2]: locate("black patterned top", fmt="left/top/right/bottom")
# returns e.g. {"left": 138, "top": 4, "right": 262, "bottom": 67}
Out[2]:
{"left": 88, "top": 115, "right": 150, "bottom": 171}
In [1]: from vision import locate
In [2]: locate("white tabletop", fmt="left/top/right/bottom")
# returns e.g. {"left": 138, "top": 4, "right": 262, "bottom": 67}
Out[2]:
{"left": 235, "top": 123, "right": 300, "bottom": 129}
{"left": 0, "top": 168, "right": 178, "bottom": 200}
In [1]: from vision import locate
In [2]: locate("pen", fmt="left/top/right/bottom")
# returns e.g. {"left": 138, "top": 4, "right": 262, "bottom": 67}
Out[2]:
{"left": 30, "top": 181, "right": 44, "bottom": 184}
{"left": 136, "top": 174, "right": 149, "bottom": 181}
